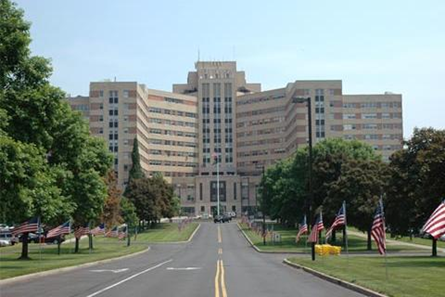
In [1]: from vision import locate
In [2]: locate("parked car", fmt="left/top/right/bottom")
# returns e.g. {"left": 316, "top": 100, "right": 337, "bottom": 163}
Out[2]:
{"left": 0, "top": 231, "right": 18, "bottom": 246}
{"left": 214, "top": 214, "right": 231, "bottom": 223}
{"left": 18, "top": 233, "right": 65, "bottom": 244}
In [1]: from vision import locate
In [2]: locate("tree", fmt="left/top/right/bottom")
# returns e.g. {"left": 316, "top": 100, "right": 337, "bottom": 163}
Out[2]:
{"left": 386, "top": 128, "right": 445, "bottom": 256}
{"left": 120, "top": 197, "right": 139, "bottom": 228}
{"left": 102, "top": 170, "right": 123, "bottom": 229}
{"left": 128, "top": 137, "right": 144, "bottom": 180}
{"left": 0, "top": 0, "right": 112, "bottom": 257}
{"left": 258, "top": 138, "right": 386, "bottom": 249}
{"left": 326, "top": 158, "right": 389, "bottom": 248}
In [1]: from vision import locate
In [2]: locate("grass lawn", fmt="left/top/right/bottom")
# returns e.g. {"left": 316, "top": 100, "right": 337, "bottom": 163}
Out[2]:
{"left": 0, "top": 237, "right": 147, "bottom": 280}
{"left": 134, "top": 222, "right": 199, "bottom": 242}
{"left": 288, "top": 256, "right": 445, "bottom": 297}
{"left": 348, "top": 226, "right": 445, "bottom": 249}
{"left": 239, "top": 223, "right": 422, "bottom": 253}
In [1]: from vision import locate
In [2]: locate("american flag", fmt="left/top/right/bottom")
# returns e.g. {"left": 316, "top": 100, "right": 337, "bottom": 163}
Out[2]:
{"left": 307, "top": 212, "right": 324, "bottom": 243}
{"left": 12, "top": 217, "right": 40, "bottom": 236}
{"left": 371, "top": 199, "right": 386, "bottom": 255}
{"left": 118, "top": 226, "right": 127, "bottom": 240}
{"left": 295, "top": 215, "right": 308, "bottom": 243}
{"left": 74, "top": 224, "right": 90, "bottom": 239}
{"left": 325, "top": 203, "right": 346, "bottom": 240}
{"left": 47, "top": 221, "right": 71, "bottom": 238}
{"left": 105, "top": 226, "right": 119, "bottom": 237}
{"left": 422, "top": 201, "right": 445, "bottom": 239}
{"left": 91, "top": 223, "right": 105, "bottom": 235}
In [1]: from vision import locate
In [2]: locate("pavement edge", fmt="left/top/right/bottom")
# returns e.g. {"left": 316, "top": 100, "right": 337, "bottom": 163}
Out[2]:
{"left": 282, "top": 258, "right": 388, "bottom": 297}
{"left": 0, "top": 246, "right": 150, "bottom": 286}
{"left": 236, "top": 223, "right": 304, "bottom": 254}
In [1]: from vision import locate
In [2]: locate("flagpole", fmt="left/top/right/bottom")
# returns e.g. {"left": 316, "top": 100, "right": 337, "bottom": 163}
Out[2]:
{"left": 380, "top": 197, "right": 389, "bottom": 281}
{"left": 38, "top": 217, "right": 42, "bottom": 270}
{"left": 343, "top": 201, "right": 349, "bottom": 258}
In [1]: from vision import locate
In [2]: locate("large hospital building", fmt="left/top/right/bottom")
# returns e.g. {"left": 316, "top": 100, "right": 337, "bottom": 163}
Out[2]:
{"left": 67, "top": 61, "right": 403, "bottom": 216}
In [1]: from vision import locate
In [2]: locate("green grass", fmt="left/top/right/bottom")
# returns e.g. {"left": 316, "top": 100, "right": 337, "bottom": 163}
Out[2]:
{"left": 0, "top": 222, "right": 199, "bottom": 280}
{"left": 134, "top": 222, "right": 199, "bottom": 242}
{"left": 348, "top": 226, "right": 445, "bottom": 249}
{"left": 239, "top": 223, "right": 422, "bottom": 253}
{"left": 0, "top": 237, "right": 146, "bottom": 280}
{"left": 288, "top": 256, "right": 445, "bottom": 297}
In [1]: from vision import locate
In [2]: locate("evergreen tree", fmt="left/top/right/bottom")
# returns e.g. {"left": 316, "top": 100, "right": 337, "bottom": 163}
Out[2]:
{"left": 128, "top": 137, "right": 144, "bottom": 181}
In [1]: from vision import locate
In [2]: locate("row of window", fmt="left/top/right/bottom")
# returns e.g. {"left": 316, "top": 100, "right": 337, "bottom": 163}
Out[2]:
{"left": 236, "top": 93, "right": 285, "bottom": 106}
{"left": 237, "top": 116, "right": 285, "bottom": 128}
{"left": 148, "top": 128, "right": 197, "bottom": 138}
{"left": 237, "top": 106, "right": 285, "bottom": 119}
{"left": 237, "top": 148, "right": 286, "bottom": 158}
{"left": 149, "top": 149, "right": 197, "bottom": 158}
{"left": 238, "top": 137, "right": 285, "bottom": 147}
{"left": 148, "top": 160, "right": 197, "bottom": 167}
{"left": 343, "top": 113, "right": 402, "bottom": 120}
{"left": 148, "top": 138, "right": 197, "bottom": 148}
{"left": 343, "top": 102, "right": 401, "bottom": 109}
{"left": 148, "top": 107, "right": 197, "bottom": 118}
{"left": 148, "top": 117, "right": 197, "bottom": 128}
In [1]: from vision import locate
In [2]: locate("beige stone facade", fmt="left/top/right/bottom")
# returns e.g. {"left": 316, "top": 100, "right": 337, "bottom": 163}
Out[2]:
{"left": 67, "top": 61, "right": 403, "bottom": 216}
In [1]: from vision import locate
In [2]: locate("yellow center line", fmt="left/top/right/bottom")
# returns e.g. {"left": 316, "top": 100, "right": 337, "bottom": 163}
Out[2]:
{"left": 220, "top": 260, "right": 228, "bottom": 297}
{"left": 218, "top": 225, "right": 222, "bottom": 243}
{"left": 214, "top": 260, "right": 220, "bottom": 297}
{"left": 218, "top": 248, "right": 223, "bottom": 255}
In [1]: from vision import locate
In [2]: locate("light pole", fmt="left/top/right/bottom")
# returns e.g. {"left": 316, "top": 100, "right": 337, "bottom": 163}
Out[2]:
{"left": 256, "top": 165, "right": 266, "bottom": 246}
{"left": 213, "top": 153, "right": 220, "bottom": 217}
{"left": 292, "top": 96, "right": 314, "bottom": 260}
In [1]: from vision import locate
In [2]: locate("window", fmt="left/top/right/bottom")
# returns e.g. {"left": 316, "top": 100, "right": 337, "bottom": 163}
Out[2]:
{"left": 109, "top": 91, "right": 118, "bottom": 104}
{"left": 99, "top": 90, "right": 104, "bottom": 97}
{"left": 363, "top": 113, "right": 377, "bottom": 119}
{"left": 233, "top": 183, "right": 237, "bottom": 200}
{"left": 210, "top": 181, "right": 226, "bottom": 202}
{"left": 200, "top": 183, "right": 203, "bottom": 200}
{"left": 343, "top": 125, "right": 356, "bottom": 131}
{"left": 362, "top": 124, "right": 378, "bottom": 130}
{"left": 201, "top": 206, "right": 205, "bottom": 212}
{"left": 123, "top": 90, "right": 130, "bottom": 98}
{"left": 343, "top": 114, "right": 356, "bottom": 119}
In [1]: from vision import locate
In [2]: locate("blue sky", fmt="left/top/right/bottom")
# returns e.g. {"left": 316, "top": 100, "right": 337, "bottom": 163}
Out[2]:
{"left": 15, "top": 0, "right": 445, "bottom": 137}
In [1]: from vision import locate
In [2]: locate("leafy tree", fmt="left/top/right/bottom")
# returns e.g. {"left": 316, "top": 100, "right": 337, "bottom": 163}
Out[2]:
{"left": 0, "top": 0, "right": 112, "bottom": 256}
{"left": 386, "top": 128, "right": 445, "bottom": 255}
{"left": 120, "top": 196, "right": 139, "bottom": 228}
{"left": 259, "top": 138, "right": 385, "bottom": 249}
{"left": 326, "top": 158, "right": 389, "bottom": 248}
{"left": 102, "top": 170, "right": 123, "bottom": 229}
{"left": 126, "top": 178, "right": 161, "bottom": 228}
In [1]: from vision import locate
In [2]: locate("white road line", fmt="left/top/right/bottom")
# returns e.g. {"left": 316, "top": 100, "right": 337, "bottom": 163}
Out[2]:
{"left": 89, "top": 268, "right": 129, "bottom": 273}
{"left": 166, "top": 267, "right": 201, "bottom": 271}
{"left": 85, "top": 259, "right": 173, "bottom": 297}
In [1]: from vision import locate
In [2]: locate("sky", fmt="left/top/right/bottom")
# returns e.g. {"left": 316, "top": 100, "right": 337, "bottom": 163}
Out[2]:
{"left": 15, "top": 0, "right": 445, "bottom": 137}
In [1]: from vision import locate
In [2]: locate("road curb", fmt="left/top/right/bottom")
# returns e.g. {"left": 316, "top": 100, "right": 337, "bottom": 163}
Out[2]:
{"left": 236, "top": 223, "right": 304, "bottom": 254}
{"left": 0, "top": 246, "right": 150, "bottom": 286}
{"left": 146, "top": 223, "right": 201, "bottom": 244}
{"left": 282, "top": 259, "right": 387, "bottom": 297}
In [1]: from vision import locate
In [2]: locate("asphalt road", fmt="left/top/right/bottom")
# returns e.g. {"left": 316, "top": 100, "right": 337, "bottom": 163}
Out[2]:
{"left": 1, "top": 222, "right": 364, "bottom": 297}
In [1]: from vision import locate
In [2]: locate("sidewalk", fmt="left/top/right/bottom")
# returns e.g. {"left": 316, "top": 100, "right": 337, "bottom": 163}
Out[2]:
{"left": 348, "top": 230, "right": 445, "bottom": 254}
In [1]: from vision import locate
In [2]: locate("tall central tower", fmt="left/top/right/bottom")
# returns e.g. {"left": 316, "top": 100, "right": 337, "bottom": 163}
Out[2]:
{"left": 173, "top": 61, "right": 261, "bottom": 215}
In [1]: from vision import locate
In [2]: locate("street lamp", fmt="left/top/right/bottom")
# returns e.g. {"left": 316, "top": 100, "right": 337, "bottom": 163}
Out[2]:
{"left": 256, "top": 164, "right": 267, "bottom": 246}
{"left": 292, "top": 96, "right": 315, "bottom": 260}
{"left": 212, "top": 153, "right": 220, "bottom": 217}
